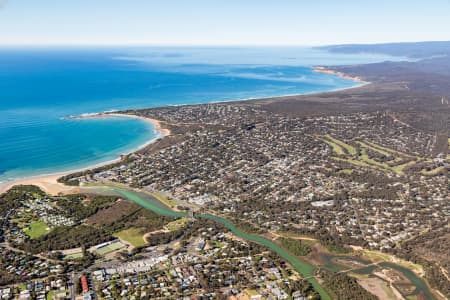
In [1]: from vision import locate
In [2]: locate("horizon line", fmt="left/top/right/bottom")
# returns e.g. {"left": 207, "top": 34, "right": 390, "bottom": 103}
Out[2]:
{"left": 0, "top": 39, "right": 450, "bottom": 48}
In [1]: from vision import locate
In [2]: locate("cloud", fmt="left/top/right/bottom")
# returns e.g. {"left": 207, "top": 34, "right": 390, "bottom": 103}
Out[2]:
{"left": 0, "top": 0, "right": 8, "bottom": 9}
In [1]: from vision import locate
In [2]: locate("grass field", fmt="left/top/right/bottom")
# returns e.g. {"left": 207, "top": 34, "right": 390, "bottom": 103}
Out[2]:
{"left": 95, "top": 241, "right": 126, "bottom": 255}
{"left": 64, "top": 252, "right": 83, "bottom": 260}
{"left": 114, "top": 228, "right": 147, "bottom": 247}
{"left": 46, "top": 290, "right": 68, "bottom": 300}
{"left": 24, "top": 220, "right": 49, "bottom": 239}
{"left": 167, "top": 218, "right": 189, "bottom": 231}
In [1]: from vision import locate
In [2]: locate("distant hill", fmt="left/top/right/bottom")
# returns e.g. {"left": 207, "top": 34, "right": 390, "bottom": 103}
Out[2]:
{"left": 319, "top": 41, "right": 450, "bottom": 81}
{"left": 319, "top": 41, "right": 450, "bottom": 59}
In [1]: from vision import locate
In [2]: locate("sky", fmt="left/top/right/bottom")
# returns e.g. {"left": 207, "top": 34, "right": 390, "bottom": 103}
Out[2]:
{"left": 0, "top": 0, "right": 450, "bottom": 46}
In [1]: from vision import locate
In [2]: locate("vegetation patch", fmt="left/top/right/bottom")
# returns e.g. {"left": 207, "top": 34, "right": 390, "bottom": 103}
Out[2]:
{"left": 19, "top": 225, "right": 113, "bottom": 254}
{"left": 56, "top": 194, "right": 116, "bottom": 222}
{"left": 87, "top": 199, "right": 172, "bottom": 233}
{"left": 318, "top": 270, "right": 378, "bottom": 300}
{"left": 279, "top": 237, "right": 312, "bottom": 256}
{"left": 86, "top": 200, "right": 140, "bottom": 226}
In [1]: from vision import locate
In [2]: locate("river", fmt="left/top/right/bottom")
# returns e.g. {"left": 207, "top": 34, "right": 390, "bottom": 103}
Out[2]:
{"left": 82, "top": 185, "right": 437, "bottom": 300}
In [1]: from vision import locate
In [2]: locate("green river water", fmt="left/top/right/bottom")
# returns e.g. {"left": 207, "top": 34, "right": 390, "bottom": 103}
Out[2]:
{"left": 83, "top": 185, "right": 436, "bottom": 300}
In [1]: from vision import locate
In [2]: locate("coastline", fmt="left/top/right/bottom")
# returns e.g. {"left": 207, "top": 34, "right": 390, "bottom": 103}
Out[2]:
{"left": 0, "top": 114, "right": 171, "bottom": 195}
{"left": 0, "top": 68, "right": 359, "bottom": 195}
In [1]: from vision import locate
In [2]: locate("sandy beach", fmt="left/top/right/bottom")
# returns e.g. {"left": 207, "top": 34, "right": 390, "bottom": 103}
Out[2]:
{"left": 0, "top": 113, "right": 171, "bottom": 195}
{"left": 313, "top": 66, "right": 366, "bottom": 83}
{"left": 108, "top": 113, "right": 172, "bottom": 137}
{"left": 0, "top": 174, "right": 80, "bottom": 195}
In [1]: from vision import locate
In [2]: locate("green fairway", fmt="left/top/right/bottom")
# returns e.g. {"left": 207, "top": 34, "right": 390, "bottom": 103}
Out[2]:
{"left": 421, "top": 166, "right": 446, "bottom": 176}
{"left": 359, "top": 148, "right": 392, "bottom": 169}
{"left": 391, "top": 160, "right": 417, "bottom": 174}
{"left": 24, "top": 220, "right": 49, "bottom": 239}
{"left": 357, "top": 141, "right": 393, "bottom": 156}
{"left": 330, "top": 139, "right": 421, "bottom": 176}
{"left": 357, "top": 141, "right": 404, "bottom": 163}
{"left": 114, "top": 228, "right": 147, "bottom": 247}
{"left": 339, "top": 169, "right": 354, "bottom": 175}
{"left": 321, "top": 137, "right": 345, "bottom": 155}
{"left": 325, "top": 135, "right": 357, "bottom": 155}
{"left": 364, "top": 141, "right": 416, "bottom": 158}
{"left": 333, "top": 157, "right": 376, "bottom": 169}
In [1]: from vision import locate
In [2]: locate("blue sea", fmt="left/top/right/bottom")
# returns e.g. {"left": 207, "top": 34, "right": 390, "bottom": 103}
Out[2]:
{"left": 0, "top": 47, "right": 405, "bottom": 183}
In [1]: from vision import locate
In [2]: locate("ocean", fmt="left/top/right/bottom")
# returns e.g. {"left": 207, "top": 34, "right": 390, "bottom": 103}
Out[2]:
{"left": 0, "top": 47, "right": 405, "bottom": 183}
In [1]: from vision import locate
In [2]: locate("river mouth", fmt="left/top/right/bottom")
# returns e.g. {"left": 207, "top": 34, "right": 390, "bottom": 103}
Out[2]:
{"left": 82, "top": 184, "right": 437, "bottom": 300}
